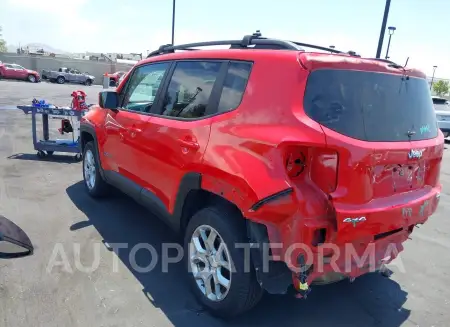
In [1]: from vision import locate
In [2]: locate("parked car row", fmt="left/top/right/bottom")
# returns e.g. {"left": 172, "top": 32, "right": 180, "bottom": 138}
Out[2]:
{"left": 0, "top": 62, "right": 41, "bottom": 82}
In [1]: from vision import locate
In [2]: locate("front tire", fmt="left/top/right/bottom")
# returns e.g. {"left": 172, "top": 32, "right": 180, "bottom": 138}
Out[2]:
{"left": 184, "top": 206, "right": 263, "bottom": 318}
{"left": 83, "top": 141, "right": 110, "bottom": 197}
{"left": 27, "top": 74, "right": 36, "bottom": 83}
{"left": 85, "top": 79, "right": 92, "bottom": 86}
{"left": 56, "top": 76, "right": 65, "bottom": 84}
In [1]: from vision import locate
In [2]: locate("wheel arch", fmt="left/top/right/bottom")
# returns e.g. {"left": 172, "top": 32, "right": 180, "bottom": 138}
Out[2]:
{"left": 80, "top": 124, "right": 106, "bottom": 180}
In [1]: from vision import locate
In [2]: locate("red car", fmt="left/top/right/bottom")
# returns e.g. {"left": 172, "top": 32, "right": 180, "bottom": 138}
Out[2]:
{"left": 80, "top": 32, "right": 443, "bottom": 318}
{"left": 0, "top": 63, "right": 40, "bottom": 82}
{"left": 105, "top": 71, "right": 127, "bottom": 86}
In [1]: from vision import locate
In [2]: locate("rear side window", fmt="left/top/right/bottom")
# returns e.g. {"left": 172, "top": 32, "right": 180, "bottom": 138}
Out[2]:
{"left": 304, "top": 69, "right": 438, "bottom": 142}
{"left": 217, "top": 61, "right": 252, "bottom": 113}
{"left": 160, "top": 61, "right": 221, "bottom": 119}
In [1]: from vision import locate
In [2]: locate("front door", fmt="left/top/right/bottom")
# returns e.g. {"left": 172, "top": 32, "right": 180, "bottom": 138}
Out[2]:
{"left": 103, "top": 61, "right": 171, "bottom": 189}
{"left": 13, "top": 65, "right": 28, "bottom": 79}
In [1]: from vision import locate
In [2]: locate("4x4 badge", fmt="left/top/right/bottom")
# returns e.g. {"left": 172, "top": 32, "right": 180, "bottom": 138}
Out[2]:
{"left": 408, "top": 149, "right": 424, "bottom": 159}
{"left": 343, "top": 217, "right": 366, "bottom": 227}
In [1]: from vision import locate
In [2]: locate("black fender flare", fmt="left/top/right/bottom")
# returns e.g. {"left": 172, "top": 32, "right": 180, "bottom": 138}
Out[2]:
{"left": 80, "top": 123, "right": 106, "bottom": 180}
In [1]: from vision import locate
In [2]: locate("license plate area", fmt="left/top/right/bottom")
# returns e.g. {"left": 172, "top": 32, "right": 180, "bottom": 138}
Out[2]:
{"left": 373, "top": 162, "right": 427, "bottom": 195}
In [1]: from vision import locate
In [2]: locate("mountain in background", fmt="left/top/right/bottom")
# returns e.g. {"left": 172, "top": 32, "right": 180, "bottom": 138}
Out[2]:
{"left": 7, "top": 42, "right": 72, "bottom": 55}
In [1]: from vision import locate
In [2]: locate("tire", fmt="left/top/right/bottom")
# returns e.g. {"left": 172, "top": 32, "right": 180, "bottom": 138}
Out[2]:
{"left": 184, "top": 206, "right": 263, "bottom": 318}
{"left": 82, "top": 141, "right": 110, "bottom": 197}
{"left": 27, "top": 74, "right": 36, "bottom": 83}
{"left": 85, "top": 79, "right": 92, "bottom": 86}
{"left": 56, "top": 76, "right": 65, "bottom": 84}
{"left": 443, "top": 132, "right": 449, "bottom": 138}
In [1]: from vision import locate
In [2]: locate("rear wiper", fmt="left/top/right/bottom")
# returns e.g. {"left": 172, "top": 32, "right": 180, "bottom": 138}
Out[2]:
{"left": 389, "top": 57, "right": 411, "bottom": 80}
{"left": 406, "top": 130, "right": 416, "bottom": 140}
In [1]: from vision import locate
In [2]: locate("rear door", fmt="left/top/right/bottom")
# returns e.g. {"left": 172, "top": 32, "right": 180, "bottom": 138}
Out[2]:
{"left": 142, "top": 60, "right": 227, "bottom": 212}
{"left": 2, "top": 64, "right": 15, "bottom": 78}
{"left": 303, "top": 69, "right": 442, "bottom": 242}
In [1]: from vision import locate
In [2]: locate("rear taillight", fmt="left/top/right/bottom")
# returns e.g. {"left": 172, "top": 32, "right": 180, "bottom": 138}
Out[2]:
{"left": 309, "top": 148, "right": 339, "bottom": 194}
{"left": 284, "top": 146, "right": 308, "bottom": 179}
{"left": 283, "top": 146, "right": 339, "bottom": 194}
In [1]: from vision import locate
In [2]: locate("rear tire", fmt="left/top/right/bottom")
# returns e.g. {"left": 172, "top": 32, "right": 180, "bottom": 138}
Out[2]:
{"left": 184, "top": 205, "right": 263, "bottom": 318}
{"left": 83, "top": 141, "right": 110, "bottom": 197}
{"left": 56, "top": 76, "right": 65, "bottom": 84}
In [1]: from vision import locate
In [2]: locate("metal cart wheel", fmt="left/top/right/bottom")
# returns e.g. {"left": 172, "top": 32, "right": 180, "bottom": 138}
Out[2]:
{"left": 37, "top": 150, "right": 46, "bottom": 158}
{"left": 74, "top": 153, "right": 82, "bottom": 162}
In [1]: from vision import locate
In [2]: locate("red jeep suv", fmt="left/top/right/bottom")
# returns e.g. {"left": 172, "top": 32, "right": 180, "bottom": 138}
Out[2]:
{"left": 80, "top": 32, "right": 443, "bottom": 317}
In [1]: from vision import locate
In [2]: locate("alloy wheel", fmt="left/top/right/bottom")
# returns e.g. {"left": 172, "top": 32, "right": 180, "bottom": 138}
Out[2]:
{"left": 84, "top": 149, "right": 96, "bottom": 190}
{"left": 189, "top": 224, "right": 232, "bottom": 302}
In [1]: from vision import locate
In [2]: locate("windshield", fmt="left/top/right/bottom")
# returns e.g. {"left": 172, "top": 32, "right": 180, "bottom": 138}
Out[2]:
{"left": 304, "top": 69, "right": 438, "bottom": 142}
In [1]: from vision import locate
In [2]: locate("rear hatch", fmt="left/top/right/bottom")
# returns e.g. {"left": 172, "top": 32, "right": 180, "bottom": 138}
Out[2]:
{"left": 303, "top": 68, "right": 443, "bottom": 242}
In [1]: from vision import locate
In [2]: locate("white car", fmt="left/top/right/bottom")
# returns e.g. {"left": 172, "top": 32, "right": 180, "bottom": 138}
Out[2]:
{"left": 433, "top": 96, "right": 450, "bottom": 137}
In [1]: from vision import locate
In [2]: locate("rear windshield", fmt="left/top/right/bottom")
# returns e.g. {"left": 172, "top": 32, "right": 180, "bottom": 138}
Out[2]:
{"left": 304, "top": 69, "right": 438, "bottom": 142}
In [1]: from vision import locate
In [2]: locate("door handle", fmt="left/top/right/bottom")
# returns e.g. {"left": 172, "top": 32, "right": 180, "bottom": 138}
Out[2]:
{"left": 178, "top": 139, "right": 200, "bottom": 150}
{"left": 128, "top": 126, "right": 142, "bottom": 138}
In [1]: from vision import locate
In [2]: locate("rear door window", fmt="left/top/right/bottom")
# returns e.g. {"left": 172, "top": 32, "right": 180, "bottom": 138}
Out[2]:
{"left": 159, "top": 61, "right": 222, "bottom": 119}
{"left": 304, "top": 69, "right": 438, "bottom": 142}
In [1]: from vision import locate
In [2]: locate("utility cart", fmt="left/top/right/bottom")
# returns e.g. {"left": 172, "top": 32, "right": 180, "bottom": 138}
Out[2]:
{"left": 16, "top": 105, "right": 87, "bottom": 161}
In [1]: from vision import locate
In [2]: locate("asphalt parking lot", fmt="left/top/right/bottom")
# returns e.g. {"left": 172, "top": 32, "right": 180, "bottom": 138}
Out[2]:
{"left": 0, "top": 79, "right": 449, "bottom": 327}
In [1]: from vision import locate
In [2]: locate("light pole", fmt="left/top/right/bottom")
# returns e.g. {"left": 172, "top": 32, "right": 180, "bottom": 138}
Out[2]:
{"left": 171, "top": 0, "right": 176, "bottom": 45}
{"left": 385, "top": 26, "right": 396, "bottom": 59}
{"left": 376, "top": 0, "right": 392, "bottom": 58}
{"left": 430, "top": 65, "right": 438, "bottom": 91}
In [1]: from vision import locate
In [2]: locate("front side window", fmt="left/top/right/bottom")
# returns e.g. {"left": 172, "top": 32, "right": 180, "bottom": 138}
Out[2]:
{"left": 159, "top": 61, "right": 222, "bottom": 119}
{"left": 121, "top": 62, "right": 169, "bottom": 113}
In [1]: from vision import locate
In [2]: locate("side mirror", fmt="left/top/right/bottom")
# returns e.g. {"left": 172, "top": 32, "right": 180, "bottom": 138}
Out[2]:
{"left": 99, "top": 91, "right": 119, "bottom": 110}
{"left": 0, "top": 215, "right": 33, "bottom": 259}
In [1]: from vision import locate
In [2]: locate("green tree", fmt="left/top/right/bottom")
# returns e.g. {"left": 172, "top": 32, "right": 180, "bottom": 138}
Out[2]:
{"left": 433, "top": 80, "right": 450, "bottom": 97}
{"left": 0, "top": 26, "right": 7, "bottom": 52}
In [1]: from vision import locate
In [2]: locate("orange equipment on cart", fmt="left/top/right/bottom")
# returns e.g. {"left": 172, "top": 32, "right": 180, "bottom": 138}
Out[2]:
{"left": 70, "top": 90, "right": 89, "bottom": 111}
{"left": 59, "top": 90, "right": 89, "bottom": 135}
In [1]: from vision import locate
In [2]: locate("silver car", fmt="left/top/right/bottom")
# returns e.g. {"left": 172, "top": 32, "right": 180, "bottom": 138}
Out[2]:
{"left": 433, "top": 96, "right": 450, "bottom": 137}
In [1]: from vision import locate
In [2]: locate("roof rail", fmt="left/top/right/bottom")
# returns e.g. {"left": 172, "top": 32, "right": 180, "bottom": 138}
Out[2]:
{"left": 146, "top": 30, "right": 351, "bottom": 58}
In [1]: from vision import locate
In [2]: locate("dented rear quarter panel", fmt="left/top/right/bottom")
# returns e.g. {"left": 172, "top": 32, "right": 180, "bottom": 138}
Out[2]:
{"left": 201, "top": 53, "right": 327, "bottom": 216}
